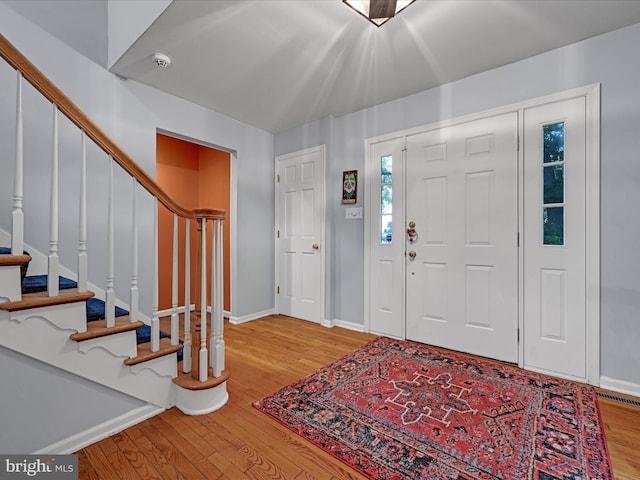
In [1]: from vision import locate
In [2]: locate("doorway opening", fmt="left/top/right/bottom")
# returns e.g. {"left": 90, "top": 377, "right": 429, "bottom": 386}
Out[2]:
{"left": 156, "top": 132, "right": 231, "bottom": 316}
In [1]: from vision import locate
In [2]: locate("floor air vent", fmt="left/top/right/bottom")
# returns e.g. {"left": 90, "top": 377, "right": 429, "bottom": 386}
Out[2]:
{"left": 597, "top": 391, "right": 640, "bottom": 408}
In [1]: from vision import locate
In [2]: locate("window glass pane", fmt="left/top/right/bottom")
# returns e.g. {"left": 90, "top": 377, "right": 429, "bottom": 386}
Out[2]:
{"left": 543, "top": 164, "right": 564, "bottom": 204}
{"left": 380, "top": 154, "right": 393, "bottom": 245}
{"left": 381, "top": 215, "right": 392, "bottom": 244}
{"left": 381, "top": 185, "right": 392, "bottom": 214}
{"left": 381, "top": 155, "right": 392, "bottom": 184}
{"left": 543, "top": 207, "right": 564, "bottom": 245}
{"left": 543, "top": 122, "right": 564, "bottom": 164}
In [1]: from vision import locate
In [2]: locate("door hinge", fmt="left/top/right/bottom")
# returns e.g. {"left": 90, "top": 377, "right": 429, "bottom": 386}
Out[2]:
{"left": 517, "top": 328, "right": 520, "bottom": 342}
{"left": 517, "top": 135, "right": 520, "bottom": 151}
{"left": 517, "top": 232, "right": 520, "bottom": 247}
{"left": 277, "top": 174, "right": 280, "bottom": 183}
{"left": 277, "top": 230, "right": 280, "bottom": 238}
{"left": 277, "top": 285, "right": 280, "bottom": 294}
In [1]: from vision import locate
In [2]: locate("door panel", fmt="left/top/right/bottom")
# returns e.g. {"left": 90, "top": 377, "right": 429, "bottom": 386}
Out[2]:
{"left": 405, "top": 113, "right": 519, "bottom": 362}
{"left": 523, "top": 97, "right": 586, "bottom": 379}
{"left": 277, "top": 147, "right": 324, "bottom": 323}
{"left": 368, "top": 138, "right": 404, "bottom": 337}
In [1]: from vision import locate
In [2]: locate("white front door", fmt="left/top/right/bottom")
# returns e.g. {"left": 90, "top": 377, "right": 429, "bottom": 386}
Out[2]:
{"left": 523, "top": 97, "right": 588, "bottom": 380}
{"left": 276, "top": 146, "right": 325, "bottom": 323}
{"left": 405, "top": 113, "right": 519, "bottom": 363}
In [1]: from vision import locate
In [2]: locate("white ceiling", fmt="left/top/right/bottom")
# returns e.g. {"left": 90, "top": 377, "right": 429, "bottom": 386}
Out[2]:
{"left": 16, "top": 0, "right": 640, "bottom": 135}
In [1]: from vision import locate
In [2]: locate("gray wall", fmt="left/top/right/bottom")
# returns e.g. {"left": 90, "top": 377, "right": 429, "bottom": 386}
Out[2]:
{"left": 275, "top": 22, "right": 640, "bottom": 386}
{"left": 0, "top": 346, "right": 145, "bottom": 453}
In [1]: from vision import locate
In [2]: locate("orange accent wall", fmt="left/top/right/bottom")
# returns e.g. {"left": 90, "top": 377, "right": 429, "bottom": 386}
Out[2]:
{"left": 156, "top": 133, "right": 231, "bottom": 312}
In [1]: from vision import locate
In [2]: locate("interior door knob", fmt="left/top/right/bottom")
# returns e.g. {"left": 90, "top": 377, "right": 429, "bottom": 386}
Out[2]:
{"left": 312, "top": 243, "right": 319, "bottom": 250}
{"left": 408, "top": 251, "right": 416, "bottom": 258}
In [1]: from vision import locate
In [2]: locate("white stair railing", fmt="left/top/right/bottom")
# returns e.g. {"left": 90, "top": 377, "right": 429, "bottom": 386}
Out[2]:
{"left": 1, "top": 33, "right": 226, "bottom": 386}
{"left": 48, "top": 105, "right": 60, "bottom": 297}
{"left": 78, "top": 132, "right": 88, "bottom": 292}
{"left": 129, "top": 178, "right": 139, "bottom": 322}
{"left": 183, "top": 219, "right": 192, "bottom": 374}
{"left": 11, "top": 71, "right": 24, "bottom": 257}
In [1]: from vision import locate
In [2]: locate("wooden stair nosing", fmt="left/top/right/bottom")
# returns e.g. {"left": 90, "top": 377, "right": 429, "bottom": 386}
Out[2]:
{"left": 0, "top": 254, "right": 31, "bottom": 267}
{"left": 124, "top": 337, "right": 183, "bottom": 366}
{"left": 0, "top": 289, "right": 94, "bottom": 312}
{"left": 172, "top": 368, "right": 230, "bottom": 391}
{"left": 70, "top": 317, "right": 144, "bottom": 342}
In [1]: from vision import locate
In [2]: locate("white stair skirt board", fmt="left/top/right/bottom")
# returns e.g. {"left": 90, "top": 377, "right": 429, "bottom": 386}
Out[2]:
{"left": 600, "top": 376, "right": 640, "bottom": 398}
{"left": 32, "top": 404, "right": 164, "bottom": 454}
{"left": 174, "top": 381, "right": 229, "bottom": 416}
{"left": 0, "top": 312, "right": 177, "bottom": 407}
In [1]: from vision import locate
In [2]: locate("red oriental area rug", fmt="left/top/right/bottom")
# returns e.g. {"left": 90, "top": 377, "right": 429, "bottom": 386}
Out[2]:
{"left": 253, "top": 337, "right": 613, "bottom": 480}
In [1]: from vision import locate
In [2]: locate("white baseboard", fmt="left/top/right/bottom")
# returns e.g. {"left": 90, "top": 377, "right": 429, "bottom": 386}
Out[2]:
{"left": 229, "top": 308, "right": 275, "bottom": 325}
{"left": 599, "top": 376, "right": 640, "bottom": 398}
{"left": 324, "top": 318, "right": 366, "bottom": 333}
{"left": 32, "top": 404, "right": 164, "bottom": 454}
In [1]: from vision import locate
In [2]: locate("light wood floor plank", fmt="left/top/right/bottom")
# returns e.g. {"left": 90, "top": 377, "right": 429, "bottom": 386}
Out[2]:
{"left": 75, "top": 315, "right": 639, "bottom": 479}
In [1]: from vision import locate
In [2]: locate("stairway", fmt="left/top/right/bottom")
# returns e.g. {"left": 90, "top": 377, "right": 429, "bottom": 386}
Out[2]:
{"left": 0, "top": 33, "right": 229, "bottom": 432}
{"left": 0, "top": 247, "right": 226, "bottom": 414}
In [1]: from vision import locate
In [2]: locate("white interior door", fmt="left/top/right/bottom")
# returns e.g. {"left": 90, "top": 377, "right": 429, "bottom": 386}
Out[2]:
{"left": 523, "top": 97, "right": 587, "bottom": 380}
{"left": 405, "top": 113, "right": 519, "bottom": 362}
{"left": 276, "top": 146, "right": 325, "bottom": 323}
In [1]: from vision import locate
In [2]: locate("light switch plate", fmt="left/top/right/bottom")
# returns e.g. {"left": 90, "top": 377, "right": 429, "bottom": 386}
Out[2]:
{"left": 345, "top": 207, "right": 363, "bottom": 219}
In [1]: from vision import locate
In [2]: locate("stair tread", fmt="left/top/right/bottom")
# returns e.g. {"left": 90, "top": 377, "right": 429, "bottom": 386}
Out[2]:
{"left": 70, "top": 317, "right": 144, "bottom": 341}
{"left": 124, "top": 337, "right": 183, "bottom": 366}
{"left": 172, "top": 368, "right": 230, "bottom": 391}
{"left": 0, "top": 254, "right": 31, "bottom": 267}
{"left": 0, "top": 289, "right": 94, "bottom": 311}
{"left": 22, "top": 274, "right": 77, "bottom": 294}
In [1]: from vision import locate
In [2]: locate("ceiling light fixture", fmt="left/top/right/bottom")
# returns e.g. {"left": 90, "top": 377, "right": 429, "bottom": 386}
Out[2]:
{"left": 343, "top": 0, "right": 416, "bottom": 27}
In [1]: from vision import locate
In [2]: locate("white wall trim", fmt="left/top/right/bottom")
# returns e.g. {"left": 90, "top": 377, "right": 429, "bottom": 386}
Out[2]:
{"left": 600, "top": 376, "right": 640, "bottom": 398}
{"left": 322, "top": 318, "right": 366, "bottom": 333}
{"left": 228, "top": 308, "right": 275, "bottom": 325}
{"left": 32, "top": 404, "right": 164, "bottom": 454}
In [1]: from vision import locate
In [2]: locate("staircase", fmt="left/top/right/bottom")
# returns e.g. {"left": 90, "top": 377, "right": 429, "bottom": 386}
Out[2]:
{"left": 0, "top": 33, "right": 229, "bottom": 425}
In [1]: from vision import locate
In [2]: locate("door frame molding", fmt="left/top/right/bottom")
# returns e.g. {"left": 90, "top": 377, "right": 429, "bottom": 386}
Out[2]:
{"left": 364, "top": 84, "right": 600, "bottom": 385}
{"left": 274, "top": 145, "right": 326, "bottom": 324}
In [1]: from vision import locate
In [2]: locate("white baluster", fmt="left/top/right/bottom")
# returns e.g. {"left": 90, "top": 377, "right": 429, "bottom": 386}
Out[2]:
{"left": 105, "top": 159, "right": 115, "bottom": 327}
{"left": 78, "top": 132, "right": 88, "bottom": 292}
{"left": 199, "top": 218, "right": 208, "bottom": 381}
{"left": 12, "top": 71, "right": 24, "bottom": 256}
{"left": 151, "top": 200, "right": 160, "bottom": 352}
{"left": 48, "top": 105, "right": 59, "bottom": 297}
{"left": 171, "top": 213, "right": 179, "bottom": 345}
{"left": 183, "top": 219, "right": 192, "bottom": 373}
{"left": 211, "top": 218, "right": 225, "bottom": 377}
{"left": 129, "top": 178, "right": 139, "bottom": 322}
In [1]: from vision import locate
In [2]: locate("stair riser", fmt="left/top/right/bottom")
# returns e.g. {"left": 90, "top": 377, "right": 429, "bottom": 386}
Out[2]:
{"left": 0, "top": 266, "right": 23, "bottom": 303}
{"left": 9, "top": 302, "right": 87, "bottom": 332}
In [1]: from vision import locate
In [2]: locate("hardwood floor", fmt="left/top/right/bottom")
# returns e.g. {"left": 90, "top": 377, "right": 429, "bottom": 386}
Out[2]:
{"left": 76, "top": 315, "right": 640, "bottom": 479}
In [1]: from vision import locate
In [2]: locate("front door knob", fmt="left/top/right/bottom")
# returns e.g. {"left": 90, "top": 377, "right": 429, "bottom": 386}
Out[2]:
{"left": 408, "top": 251, "right": 416, "bottom": 259}
{"left": 312, "top": 243, "right": 319, "bottom": 250}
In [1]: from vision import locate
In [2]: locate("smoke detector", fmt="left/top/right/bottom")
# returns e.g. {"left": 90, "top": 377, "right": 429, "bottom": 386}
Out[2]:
{"left": 152, "top": 53, "right": 171, "bottom": 68}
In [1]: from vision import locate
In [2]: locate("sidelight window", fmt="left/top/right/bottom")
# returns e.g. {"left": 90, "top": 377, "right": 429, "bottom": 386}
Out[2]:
{"left": 542, "top": 122, "right": 565, "bottom": 246}
{"left": 380, "top": 155, "right": 393, "bottom": 244}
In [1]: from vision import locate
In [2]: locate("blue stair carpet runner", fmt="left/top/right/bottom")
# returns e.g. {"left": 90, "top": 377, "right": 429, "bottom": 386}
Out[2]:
{"left": 0, "top": 254, "right": 182, "bottom": 361}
